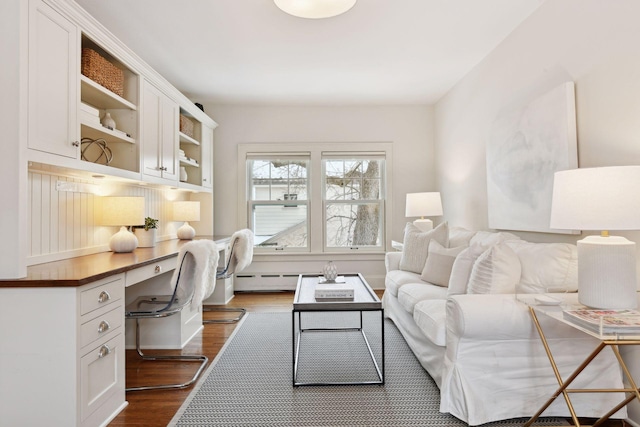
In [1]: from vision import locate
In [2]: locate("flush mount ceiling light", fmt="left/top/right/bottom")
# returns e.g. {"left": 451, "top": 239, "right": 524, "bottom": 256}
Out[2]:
{"left": 274, "top": 0, "right": 357, "bottom": 19}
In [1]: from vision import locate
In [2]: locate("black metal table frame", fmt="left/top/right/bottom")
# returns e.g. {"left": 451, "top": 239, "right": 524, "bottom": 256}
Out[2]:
{"left": 292, "top": 307, "right": 385, "bottom": 386}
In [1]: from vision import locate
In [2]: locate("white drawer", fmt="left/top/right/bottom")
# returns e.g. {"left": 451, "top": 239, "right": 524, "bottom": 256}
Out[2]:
{"left": 125, "top": 257, "right": 176, "bottom": 287}
{"left": 80, "top": 333, "right": 124, "bottom": 421}
{"left": 80, "top": 275, "right": 124, "bottom": 316}
{"left": 80, "top": 304, "right": 123, "bottom": 349}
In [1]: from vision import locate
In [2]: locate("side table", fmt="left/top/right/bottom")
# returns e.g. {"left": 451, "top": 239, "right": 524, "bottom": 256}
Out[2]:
{"left": 520, "top": 294, "right": 640, "bottom": 427}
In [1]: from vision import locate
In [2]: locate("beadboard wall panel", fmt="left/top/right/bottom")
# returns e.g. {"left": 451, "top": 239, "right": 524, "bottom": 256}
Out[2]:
{"left": 27, "top": 170, "right": 191, "bottom": 265}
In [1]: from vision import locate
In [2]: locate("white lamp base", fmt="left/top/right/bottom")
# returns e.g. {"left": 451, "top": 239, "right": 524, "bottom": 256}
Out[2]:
{"left": 177, "top": 221, "right": 196, "bottom": 240}
{"left": 109, "top": 226, "right": 139, "bottom": 253}
{"left": 578, "top": 235, "right": 638, "bottom": 309}
{"left": 413, "top": 219, "right": 434, "bottom": 232}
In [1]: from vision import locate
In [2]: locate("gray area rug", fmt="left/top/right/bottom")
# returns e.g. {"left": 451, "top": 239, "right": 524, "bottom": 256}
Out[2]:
{"left": 170, "top": 312, "right": 567, "bottom": 426}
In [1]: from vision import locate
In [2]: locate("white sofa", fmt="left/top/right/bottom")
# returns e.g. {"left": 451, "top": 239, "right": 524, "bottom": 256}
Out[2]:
{"left": 382, "top": 222, "right": 626, "bottom": 426}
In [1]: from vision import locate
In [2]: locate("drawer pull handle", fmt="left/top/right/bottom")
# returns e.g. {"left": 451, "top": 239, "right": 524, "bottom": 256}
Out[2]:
{"left": 98, "top": 320, "right": 110, "bottom": 333}
{"left": 154, "top": 265, "right": 162, "bottom": 273}
{"left": 98, "top": 345, "right": 111, "bottom": 358}
{"left": 98, "top": 290, "right": 111, "bottom": 303}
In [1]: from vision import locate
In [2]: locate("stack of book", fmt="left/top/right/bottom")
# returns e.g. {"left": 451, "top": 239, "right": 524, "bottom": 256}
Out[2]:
{"left": 563, "top": 309, "right": 640, "bottom": 334}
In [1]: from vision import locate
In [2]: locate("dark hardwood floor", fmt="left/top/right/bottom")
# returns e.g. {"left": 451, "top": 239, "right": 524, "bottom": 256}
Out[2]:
{"left": 109, "top": 290, "right": 627, "bottom": 426}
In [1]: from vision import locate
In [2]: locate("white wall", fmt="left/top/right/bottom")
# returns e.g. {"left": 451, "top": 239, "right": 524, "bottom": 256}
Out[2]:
{"left": 434, "top": 0, "right": 640, "bottom": 422}
{"left": 204, "top": 105, "right": 434, "bottom": 289}
{"left": 206, "top": 105, "right": 435, "bottom": 243}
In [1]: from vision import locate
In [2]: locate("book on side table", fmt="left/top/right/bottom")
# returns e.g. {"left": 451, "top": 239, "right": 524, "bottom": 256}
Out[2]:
{"left": 563, "top": 308, "right": 640, "bottom": 334}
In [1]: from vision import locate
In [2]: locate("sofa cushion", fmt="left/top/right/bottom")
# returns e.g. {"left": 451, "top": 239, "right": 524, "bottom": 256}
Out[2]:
{"left": 447, "top": 244, "right": 489, "bottom": 296}
{"left": 467, "top": 242, "right": 521, "bottom": 294}
{"left": 413, "top": 299, "right": 447, "bottom": 347}
{"left": 420, "top": 240, "right": 467, "bottom": 287}
{"left": 399, "top": 221, "right": 449, "bottom": 274}
{"left": 469, "top": 230, "right": 520, "bottom": 247}
{"left": 385, "top": 269, "right": 423, "bottom": 297}
{"left": 397, "top": 283, "right": 448, "bottom": 314}
{"left": 506, "top": 240, "right": 578, "bottom": 293}
{"left": 448, "top": 226, "right": 476, "bottom": 248}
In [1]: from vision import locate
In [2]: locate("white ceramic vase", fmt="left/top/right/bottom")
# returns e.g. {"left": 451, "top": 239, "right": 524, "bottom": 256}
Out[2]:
{"left": 102, "top": 112, "right": 116, "bottom": 130}
{"left": 323, "top": 261, "right": 338, "bottom": 282}
{"left": 180, "top": 166, "right": 188, "bottom": 182}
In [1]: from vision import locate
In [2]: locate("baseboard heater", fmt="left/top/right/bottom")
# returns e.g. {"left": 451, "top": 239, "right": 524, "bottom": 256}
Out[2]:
{"left": 234, "top": 273, "right": 301, "bottom": 291}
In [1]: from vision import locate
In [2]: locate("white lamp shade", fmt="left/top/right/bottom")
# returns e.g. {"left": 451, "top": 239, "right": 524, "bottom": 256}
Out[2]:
{"left": 274, "top": 0, "right": 356, "bottom": 19}
{"left": 173, "top": 201, "right": 201, "bottom": 222}
{"left": 100, "top": 197, "right": 145, "bottom": 226}
{"left": 550, "top": 166, "right": 640, "bottom": 231}
{"left": 405, "top": 192, "right": 443, "bottom": 218}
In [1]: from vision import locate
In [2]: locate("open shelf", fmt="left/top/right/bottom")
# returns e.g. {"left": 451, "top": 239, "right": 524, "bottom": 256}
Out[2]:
{"left": 180, "top": 157, "right": 199, "bottom": 168}
{"left": 81, "top": 121, "right": 135, "bottom": 144}
{"left": 80, "top": 75, "right": 137, "bottom": 111}
{"left": 179, "top": 132, "right": 200, "bottom": 146}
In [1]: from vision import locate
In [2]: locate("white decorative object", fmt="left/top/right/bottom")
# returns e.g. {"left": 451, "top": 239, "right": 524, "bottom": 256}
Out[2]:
{"left": 550, "top": 166, "right": 640, "bottom": 309}
{"left": 100, "top": 196, "right": 145, "bottom": 253}
{"left": 173, "top": 201, "right": 200, "bottom": 240}
{"left": 487, "top": 82, "right": 578, "bottom": 233}
{"left": 134, "top": 228, "right": 157, "bottom": 248}
{"left": 180, "top": 166, "right": 188, "bottom": 182}
{"left": 101, "top": 112, "right": 116, "bottom": 130}
{"left": 322, "top": 261, "right": 338, "bottom": 282}
{"left": 405, "top": 192, "right": 443, "bottom": 232}
{"left": 274, "top": 0, "right": 356, "bottom": 19}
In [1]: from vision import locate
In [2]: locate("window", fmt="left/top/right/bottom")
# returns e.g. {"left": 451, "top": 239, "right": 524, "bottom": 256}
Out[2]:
{"left": 240, "top": 143, "right": 391, "bottom": 254}
{"left": 323, "top": 156, "right": 385, "bottom": 250}
{"left": 247, "top": 156, "right": 310, "bottom": 251}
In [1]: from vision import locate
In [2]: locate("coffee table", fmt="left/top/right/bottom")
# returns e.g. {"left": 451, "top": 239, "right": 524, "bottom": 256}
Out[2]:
{"left": 292, "top": 273, "right": 384, "bottom": 386}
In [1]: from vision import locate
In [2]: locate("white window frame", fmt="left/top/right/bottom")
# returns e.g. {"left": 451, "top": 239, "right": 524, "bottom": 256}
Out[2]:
{"left": 238, "top": 143, "right": 393, "bottom": 254}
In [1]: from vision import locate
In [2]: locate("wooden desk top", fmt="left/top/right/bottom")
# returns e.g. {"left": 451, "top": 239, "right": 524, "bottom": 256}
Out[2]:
{"left": 0, "top": 236, "right": 229, "bottom": 288}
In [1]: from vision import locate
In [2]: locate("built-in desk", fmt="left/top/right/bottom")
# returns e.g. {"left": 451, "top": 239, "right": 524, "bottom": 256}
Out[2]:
{"left": 0, "top": 236, "right": 229, "bottom": 427}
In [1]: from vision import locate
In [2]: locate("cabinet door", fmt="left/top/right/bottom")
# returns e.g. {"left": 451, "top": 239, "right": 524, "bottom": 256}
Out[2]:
{"left": 141, "top": 81, "right": 178, "bottom": 182}
{"left": 200, "top": 124, "right": 213, "bottom": 189}
{"left": 28, "top": 0, "right": 78, "bottom": 158}
{"left": 160, "top": 95, "right": 179, "bottom": 181}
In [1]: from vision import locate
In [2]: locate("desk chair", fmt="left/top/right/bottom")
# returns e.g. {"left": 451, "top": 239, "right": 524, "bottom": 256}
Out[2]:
{"left": 203, "top": 229, "right": 254, "bottom": 324}
{"left": 125, "top": 241, "right": 218, "bottom": 392}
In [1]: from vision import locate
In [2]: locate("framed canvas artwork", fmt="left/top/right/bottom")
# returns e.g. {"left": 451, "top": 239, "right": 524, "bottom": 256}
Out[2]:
{"left": 486, "top": 82, "right": 579, "bottom": 234}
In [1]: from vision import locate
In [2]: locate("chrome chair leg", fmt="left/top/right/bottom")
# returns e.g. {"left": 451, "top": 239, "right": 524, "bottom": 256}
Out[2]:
{"left": 202, "top": 306, "right": 246, "bottom": 324}
{"left": 126, "top": 319, "right": 209, "bottom": 392}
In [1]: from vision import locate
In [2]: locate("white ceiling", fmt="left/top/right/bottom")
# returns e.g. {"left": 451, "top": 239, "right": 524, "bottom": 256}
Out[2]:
{"left": 74, "top": 0, "right": 543, "bottom": 106}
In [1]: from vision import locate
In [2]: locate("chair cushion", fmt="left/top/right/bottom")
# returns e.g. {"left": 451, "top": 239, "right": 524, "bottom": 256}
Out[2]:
{"left": 397, "top": 283, "right": 448, "bottom": 314}
{"left": 413, "top": 299, "right": 447, "bottom": 347}
{"left": 467, "top": 242, "right": 521, "bottom": 294}
{"left": 420, "top": 240, "right": 467, "bottom": 287}
{"left": 385, "top": 269, "right": 423, "bottom": 297}
{"left": 399, "top": 221, "right": 449, "bottom": 274}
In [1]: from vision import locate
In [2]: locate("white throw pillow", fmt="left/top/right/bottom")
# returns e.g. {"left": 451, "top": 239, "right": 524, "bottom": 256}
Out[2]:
{"left": 447, "top": 244, "right": 487, "bottom": 296}
{"left": 399, "top": 221, "right": 449, "bottom": 274}
{"left": 420, "top": 240, "right": 467, "bottom": 287}
{"left": 506, "top": 240, "right": 578, "bottom": 293}
{"left": 469, "top": 230, "right": 521, "bottom": 247}
{"left": 467, "top": 242, "right": 522, "bottom": 294}
{"left": 448, "top": 226, "right": 476, "bottom": 248}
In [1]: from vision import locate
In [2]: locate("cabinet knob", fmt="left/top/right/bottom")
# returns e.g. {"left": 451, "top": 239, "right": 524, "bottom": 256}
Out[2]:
{"left": 98, "top": 320, "right": 110, "bottom": 333}
{"left": 71, "top": 141, "right": 80, "bottom": 147}
{"left": 98, "top": 290, "right": 111, "bottom": 303}
{"left": 98, "top": 345, "right": 111, "bottom": 359}
{"left": 154, "top": 265, "right": 162, "bottom": 273}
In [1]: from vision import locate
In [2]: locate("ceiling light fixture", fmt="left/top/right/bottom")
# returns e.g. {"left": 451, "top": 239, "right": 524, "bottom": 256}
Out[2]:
{"left": 274, "top": 0, "right": 357, "bottom": 19}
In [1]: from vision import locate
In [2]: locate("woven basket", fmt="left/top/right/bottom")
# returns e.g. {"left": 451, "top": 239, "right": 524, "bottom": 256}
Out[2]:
{"left": 81, "top": 48, "right": 124, "bottom": 97}
{"left": 180, "top": 114, "right": 195, "bottom": 138}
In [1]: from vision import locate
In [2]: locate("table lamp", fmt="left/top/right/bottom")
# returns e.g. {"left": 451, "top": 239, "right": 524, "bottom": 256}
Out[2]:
{"left": 550, "top": 166, "right": 640, "bottom": 309}
{"left": 100, "top": 196, "right": 145, "bottom": 253}
{"left": 173, "top": 201, "right": 200, "bottom": 240}
{"left": 405, "top": 192, "right": 443, "bottom": 232}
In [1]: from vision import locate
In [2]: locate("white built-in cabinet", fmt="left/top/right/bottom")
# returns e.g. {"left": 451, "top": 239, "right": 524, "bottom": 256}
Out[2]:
{"left": 142, "top": 80, "right": 179, "bottom": 183}
{"left": 26, "top": 0, "right": 216, "bottom": 189}
{"left": 28, "top": 0, "right": 78, "bottom": 159}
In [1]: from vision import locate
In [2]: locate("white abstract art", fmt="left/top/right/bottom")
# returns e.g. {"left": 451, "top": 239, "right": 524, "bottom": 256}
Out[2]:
{"left": 486, "top": 82, "right": 578, "bottom": 234}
